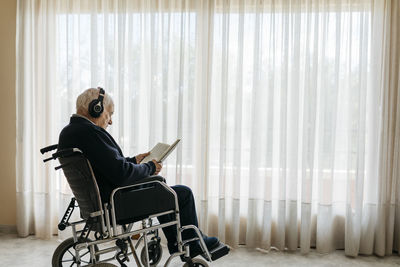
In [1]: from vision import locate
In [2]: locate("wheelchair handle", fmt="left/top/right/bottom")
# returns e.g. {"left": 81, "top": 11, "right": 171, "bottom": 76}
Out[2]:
{"left": 40, "top": 144, "right": 58, "bottom": 154}
{"left": 43, "top": 148, "right": 84, "bottom": 163}
{"left": 52, "top": 148, "right": 82, "bottom": 159}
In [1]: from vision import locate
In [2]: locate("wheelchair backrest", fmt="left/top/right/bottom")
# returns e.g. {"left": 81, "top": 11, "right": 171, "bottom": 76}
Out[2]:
{"left": 58, "top": 151, "right": 104, "bottom": 221}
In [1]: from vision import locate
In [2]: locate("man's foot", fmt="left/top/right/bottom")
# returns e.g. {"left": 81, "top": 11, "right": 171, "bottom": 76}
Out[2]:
{"left": 168, "top": 235, "right": 220, "bottom": 259}
{"left": 202, "top": 236, "right": 220, "bottom": 251}
{"left": 180, "top": 235, "right": 220, "bottom": 260}
{"left": 191, "top": 236, "right": 220, "bottom": 257}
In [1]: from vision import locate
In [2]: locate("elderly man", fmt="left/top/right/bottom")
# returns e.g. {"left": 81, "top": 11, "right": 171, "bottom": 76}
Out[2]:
{"left": 58, "top": 87, "right": 219, "bottom": 258}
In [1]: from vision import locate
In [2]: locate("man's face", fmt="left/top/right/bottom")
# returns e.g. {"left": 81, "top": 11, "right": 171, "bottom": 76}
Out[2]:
{"left": 97, "top": 104, "right": 114, "bottom": 130}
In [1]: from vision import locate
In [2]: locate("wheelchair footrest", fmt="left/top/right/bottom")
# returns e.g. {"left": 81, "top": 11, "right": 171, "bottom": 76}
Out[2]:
{"left": 208, "top": 242, "right": 230, "bottom": 261}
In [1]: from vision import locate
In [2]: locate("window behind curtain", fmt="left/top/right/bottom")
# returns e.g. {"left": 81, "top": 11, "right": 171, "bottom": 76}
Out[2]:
{"left": 53, "top": 0, "right": 376, "bottom": 250}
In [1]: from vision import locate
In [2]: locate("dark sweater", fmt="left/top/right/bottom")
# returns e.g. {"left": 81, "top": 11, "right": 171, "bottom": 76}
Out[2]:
{"left": 58, "top": 115, "right": 156, "bottom": 202}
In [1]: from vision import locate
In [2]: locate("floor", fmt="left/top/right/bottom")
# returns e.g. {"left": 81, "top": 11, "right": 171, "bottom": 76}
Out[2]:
{"left": 1, "top": 232, "right": 400, "bottom": 267}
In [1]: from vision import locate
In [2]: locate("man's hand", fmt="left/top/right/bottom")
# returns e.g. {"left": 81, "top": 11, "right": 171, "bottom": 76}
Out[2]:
{"left": 152, "top": 159, "right": 163, "bottom": 175}
{"left": 135, "top": 152, "right": 150, "bottom": 163}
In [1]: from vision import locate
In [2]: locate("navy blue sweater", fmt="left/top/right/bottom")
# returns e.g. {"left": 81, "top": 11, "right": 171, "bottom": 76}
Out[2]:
{"left": 58, "top": 115, "right": 156, "bottom": 202}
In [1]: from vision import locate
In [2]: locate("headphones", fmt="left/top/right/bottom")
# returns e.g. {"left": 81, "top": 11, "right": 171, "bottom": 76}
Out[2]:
{"left": 88, "top": 87, "right": 105, "bottom": 118}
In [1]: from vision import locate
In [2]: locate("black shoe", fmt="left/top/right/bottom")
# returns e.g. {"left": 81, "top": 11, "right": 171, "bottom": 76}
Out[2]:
{"left": 202, "top": 236, "right": 220, "bottom": 251}
{"left": 181, "top": 235, "right": 220, "bottom": 260}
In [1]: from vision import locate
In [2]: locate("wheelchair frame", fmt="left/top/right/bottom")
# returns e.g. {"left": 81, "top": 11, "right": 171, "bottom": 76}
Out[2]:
{"left": 41, "top": 145, "right": 215, "bottom": 267}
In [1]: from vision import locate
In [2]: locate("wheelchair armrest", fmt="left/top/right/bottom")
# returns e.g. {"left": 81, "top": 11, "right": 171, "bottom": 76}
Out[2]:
{"left": 110, "top": 175, "right": 168, "bottom": 200}
{"left": 131, "top": 175, "right": 166, "bottom": 185}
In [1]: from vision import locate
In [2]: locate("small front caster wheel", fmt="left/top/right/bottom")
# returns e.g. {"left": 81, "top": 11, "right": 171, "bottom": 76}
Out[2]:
{"left": 140, "top": 239, "right": 163, "bottom": 266}
{"left": 182, "top": 258, "right": 209, "bottom": 267}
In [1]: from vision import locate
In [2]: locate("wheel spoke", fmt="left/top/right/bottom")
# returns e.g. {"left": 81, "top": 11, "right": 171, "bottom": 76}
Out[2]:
{"left": 80, "top": 250, "right": 90, "bottom": 258}
{"left": 55, "top": 238, "right": 99, "bottom": 267}
{"left": 67, "top": 249, "right": 75, "bottom": 257}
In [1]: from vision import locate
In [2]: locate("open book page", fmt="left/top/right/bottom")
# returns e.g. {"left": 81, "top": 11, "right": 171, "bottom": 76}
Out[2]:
{"left": 141, "top": 139, "right": 181, "bottom": 163}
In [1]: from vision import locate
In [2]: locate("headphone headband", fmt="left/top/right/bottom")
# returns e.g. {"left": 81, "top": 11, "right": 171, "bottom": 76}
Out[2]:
{"left": 98, "top": 87, "right": 105, "bottom": 100}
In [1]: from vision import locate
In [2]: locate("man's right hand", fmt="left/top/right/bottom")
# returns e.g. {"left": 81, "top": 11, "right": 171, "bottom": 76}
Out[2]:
{"left": 152, "top": 159, "right": 162, "bottom": 175}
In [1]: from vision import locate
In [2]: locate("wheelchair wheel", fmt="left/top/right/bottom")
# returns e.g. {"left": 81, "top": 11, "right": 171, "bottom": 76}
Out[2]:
{"left": 182, "top": 258, "right": 209, "bottom": 267}
{"left": 52, "top": 237, "right": 99, "bottom": 267}
{"left": 140, "top": 239, "right": 163, "bottom": 266}
{"left": 90, "top": 264, "right": 118, "bottom": 267}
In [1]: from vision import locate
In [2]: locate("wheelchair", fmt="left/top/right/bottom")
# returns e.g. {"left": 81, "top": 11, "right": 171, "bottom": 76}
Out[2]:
{"left": 41, "top": 144, "right": 229, "bottom": 267}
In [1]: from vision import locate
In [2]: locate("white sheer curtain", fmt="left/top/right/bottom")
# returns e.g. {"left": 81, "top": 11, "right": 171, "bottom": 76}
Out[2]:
{"left": 16, "top": 0, "right": 400, "bottom": 257}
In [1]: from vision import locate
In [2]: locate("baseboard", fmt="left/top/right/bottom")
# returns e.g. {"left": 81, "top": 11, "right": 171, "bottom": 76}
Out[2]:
{"left": 0, "top": 224, "right": 17, "bottom": 234}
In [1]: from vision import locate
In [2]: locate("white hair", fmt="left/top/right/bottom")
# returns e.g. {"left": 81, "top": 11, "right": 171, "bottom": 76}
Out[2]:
{"left": 76, "top": 88, "right": 113, "bottom": 115}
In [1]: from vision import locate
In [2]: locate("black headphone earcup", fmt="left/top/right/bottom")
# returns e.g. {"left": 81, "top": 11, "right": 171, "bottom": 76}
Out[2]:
{"left": 88, "top": 99, "right": 103, "bottom": 118}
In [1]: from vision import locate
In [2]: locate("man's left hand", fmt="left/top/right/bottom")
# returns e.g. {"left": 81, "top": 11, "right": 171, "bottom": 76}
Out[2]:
{"left": 135, "top": 152, "right": 150, "bottom": 163}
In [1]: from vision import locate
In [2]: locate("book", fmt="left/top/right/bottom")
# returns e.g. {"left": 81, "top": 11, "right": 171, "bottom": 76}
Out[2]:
{"left": 141, "top": 139, "right": 181, "bottom": 163}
